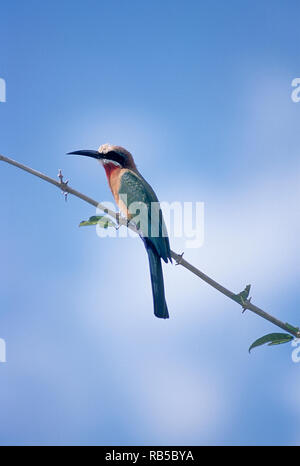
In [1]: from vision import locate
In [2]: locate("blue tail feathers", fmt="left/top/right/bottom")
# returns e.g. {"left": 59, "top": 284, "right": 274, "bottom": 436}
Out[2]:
{"left": 144, "top": 240, "right": 169, "bottom": 319}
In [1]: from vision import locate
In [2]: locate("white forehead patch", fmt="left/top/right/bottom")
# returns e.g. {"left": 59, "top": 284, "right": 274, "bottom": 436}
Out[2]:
{"left": 98, "top": 143, "right": 112, "bottom": 154}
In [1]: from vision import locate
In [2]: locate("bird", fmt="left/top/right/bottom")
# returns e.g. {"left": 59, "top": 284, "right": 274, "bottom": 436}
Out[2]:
{"left": 68, "top": 144, "right": 171, "bottom": 319}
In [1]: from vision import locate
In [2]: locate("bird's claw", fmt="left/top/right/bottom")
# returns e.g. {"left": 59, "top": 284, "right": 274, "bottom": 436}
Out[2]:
{"left": 114, "top": 213, "right": 121, "bottom": 230}
{"left": 115, "top": 212, "right": 131, "bottom": 229}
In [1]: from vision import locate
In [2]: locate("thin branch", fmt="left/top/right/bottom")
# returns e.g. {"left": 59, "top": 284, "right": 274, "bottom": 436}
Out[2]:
{"left": 1, "top": 153, "right": 299, "bottom": 338}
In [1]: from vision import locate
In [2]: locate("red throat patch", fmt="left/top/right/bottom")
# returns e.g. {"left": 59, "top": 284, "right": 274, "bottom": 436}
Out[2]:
{"left": 103, "top": 162, "right": 120, "bottom": 180}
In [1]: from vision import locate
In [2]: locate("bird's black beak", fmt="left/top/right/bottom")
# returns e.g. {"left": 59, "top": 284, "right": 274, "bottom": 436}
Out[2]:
{"left": 67, "top": 150, "right": 103, "bottom": 160}
{"left": 68, "top": 148, "right": 127, "bottom": 167}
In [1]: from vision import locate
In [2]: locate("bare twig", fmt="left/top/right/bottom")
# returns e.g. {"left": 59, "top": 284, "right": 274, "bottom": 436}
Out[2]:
{"left": 1, "top": 153, "right": 299, "bottom": 338}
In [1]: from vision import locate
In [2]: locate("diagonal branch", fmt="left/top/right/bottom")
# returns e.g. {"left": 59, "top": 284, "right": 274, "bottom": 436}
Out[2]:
{"left": 1, "top": 153, "right": 299, "bottom": 338}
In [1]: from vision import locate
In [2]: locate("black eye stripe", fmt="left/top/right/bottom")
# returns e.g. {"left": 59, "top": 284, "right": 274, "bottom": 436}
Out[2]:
{"left": 105, "top": 151, "right": 126, "bottom": 166}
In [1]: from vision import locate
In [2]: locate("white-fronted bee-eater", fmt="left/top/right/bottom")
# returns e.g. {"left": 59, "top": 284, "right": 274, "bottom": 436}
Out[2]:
{"left": 68, "top": 144, "right": 171, "bottom": 318}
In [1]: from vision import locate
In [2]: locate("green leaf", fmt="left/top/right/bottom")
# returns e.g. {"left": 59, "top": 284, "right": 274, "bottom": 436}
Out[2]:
{"left": 249, "top": 333, "right": 293, "bottom": 353}
{"left": 79, "top": 216, "right": 116, "bottom": 229}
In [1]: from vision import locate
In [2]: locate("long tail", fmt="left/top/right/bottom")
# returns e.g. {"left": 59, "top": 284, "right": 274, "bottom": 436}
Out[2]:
{"left": 144, "top": 240, "right": 169, "bottom": 319}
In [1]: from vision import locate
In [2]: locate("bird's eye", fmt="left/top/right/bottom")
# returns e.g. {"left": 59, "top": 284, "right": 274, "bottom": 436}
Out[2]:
{"left": 105, "top": 151, "right": 126, "bottom": 167}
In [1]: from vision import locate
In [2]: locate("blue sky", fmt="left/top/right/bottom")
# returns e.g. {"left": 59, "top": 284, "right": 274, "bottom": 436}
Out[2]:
{"left": 0, "top": 0, "right": 300, "bottom": 445}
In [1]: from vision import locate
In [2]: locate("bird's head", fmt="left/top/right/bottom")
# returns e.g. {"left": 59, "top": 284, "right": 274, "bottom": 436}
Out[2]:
{"left": 68, "top": 143, "right": 136, "bottom": 169}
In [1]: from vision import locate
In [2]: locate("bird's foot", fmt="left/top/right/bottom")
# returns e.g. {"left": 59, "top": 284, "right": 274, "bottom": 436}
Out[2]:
{"left": 115, "top": 212, "right": 120, "bottom": 229}
{"left": 115, "top": 212, "right": 130, "bottom": 229}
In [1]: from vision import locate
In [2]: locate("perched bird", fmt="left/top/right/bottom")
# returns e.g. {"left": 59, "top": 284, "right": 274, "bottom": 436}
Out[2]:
{"left": 68, "top": 144, "right": 171, "bottom": 318}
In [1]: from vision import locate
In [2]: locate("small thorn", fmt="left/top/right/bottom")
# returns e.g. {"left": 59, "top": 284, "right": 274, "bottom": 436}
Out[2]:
{"left": 241, "top": 296, "right": 252, "bottom": 313}
{"left": 57, "top": 169, "right": 69, "bottom": 200}
{"left": 243, "top": 296, "right": 252, "bottom": 313}
{"left": 58, "top": 169, "right": 63, "bottom": 184}
{"left": 240, "top": 296, "right": 246, "bottom": 313}
{"left": 175, "top": 252, "right": 184, "bottom": 266}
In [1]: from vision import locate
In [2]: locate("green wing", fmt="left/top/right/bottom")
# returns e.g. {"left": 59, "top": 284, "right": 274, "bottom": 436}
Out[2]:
{"left": 119, "top": 170, "right": 171, "bottom": 262}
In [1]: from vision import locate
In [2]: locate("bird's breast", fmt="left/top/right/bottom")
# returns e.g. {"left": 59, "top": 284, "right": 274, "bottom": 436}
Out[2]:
{"left": 103, "top": 162, "right": 121, "bottom": 198}
{"left": 103, "top": 164, "right": 130, "bottom": 217}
